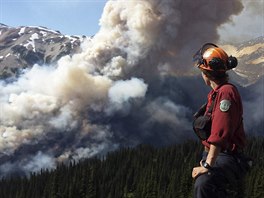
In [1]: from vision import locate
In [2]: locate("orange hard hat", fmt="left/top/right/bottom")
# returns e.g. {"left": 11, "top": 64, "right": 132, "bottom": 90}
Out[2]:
{"left": 193, "top": 43, "right": 237, "bottom": 72}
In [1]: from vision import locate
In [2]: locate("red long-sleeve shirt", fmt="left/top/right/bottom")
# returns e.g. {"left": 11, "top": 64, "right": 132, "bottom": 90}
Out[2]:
{"left": 202, "top": 83, "right": 246, "bottom": 151}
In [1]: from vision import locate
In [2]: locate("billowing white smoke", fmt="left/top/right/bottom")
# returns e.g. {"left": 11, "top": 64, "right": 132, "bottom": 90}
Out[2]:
{"left": 0, "top": 0, "right": 243, "bottom": 177}
{"left": 107, "top": 78, "right": 148, "bottom": 113}
{"left": 0, "top": 62, "right": 112, "bottom": 153}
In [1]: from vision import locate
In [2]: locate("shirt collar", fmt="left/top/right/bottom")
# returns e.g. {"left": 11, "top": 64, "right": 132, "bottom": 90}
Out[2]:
{"left": 209, "top": 83, "right": 228, "bottom": 99}
{"left": 213, "top": 82, "right": 228, "bottom": 92}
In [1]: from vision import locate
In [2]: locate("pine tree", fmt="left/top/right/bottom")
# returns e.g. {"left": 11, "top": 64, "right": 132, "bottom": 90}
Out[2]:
{"left": 86, "top": 167, "right": 96, "bottom": 198}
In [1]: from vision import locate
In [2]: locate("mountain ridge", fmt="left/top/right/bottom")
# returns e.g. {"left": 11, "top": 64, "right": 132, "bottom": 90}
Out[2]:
{"left": 0, "top": 24, "right": 87, "bottom": 79}
{"left": 222, "top": 36, "right": 264, "bottom": 86}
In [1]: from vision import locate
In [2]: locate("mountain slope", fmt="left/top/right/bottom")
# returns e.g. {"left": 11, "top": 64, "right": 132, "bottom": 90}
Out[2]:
{"left": 223, "top": 36, "right": 264, "bottom": 86}
{"left": 0, "top": 23, "right": 86, "bottom": 79}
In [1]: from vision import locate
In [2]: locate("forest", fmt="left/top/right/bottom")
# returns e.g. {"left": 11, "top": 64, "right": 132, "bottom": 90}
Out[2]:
{"left": 0, "top": 136, "right": 263, "bottom": 198}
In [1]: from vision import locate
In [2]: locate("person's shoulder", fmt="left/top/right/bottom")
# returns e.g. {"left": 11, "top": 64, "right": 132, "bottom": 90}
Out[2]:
{"left": 217, "top": 83, "right": 239, "bottom": 97}
{"left": 219, "top": 83, "right": 237, "bottom": 92}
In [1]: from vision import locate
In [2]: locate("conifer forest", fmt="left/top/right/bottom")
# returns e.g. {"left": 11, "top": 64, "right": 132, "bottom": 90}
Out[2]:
{"left": 0, "top": 136, "right": 263, "bottom": 198}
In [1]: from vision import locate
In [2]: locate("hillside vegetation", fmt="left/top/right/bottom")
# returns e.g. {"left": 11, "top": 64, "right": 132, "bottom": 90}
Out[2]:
{"left": 0, "top": 136, "right": 263, "bottom": 198}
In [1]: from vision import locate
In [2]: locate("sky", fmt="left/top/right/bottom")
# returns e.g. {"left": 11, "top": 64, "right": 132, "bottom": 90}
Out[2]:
{"left": 0, "top": 0, "right": 263, "bottom": 41}
{"left": 0, "top": 0, "right": 108, "bottom": 36}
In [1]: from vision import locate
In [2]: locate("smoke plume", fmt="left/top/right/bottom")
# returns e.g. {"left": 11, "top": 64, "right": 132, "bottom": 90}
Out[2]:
{"left": 0, "top": 0, "right": 249, "bottom": 177}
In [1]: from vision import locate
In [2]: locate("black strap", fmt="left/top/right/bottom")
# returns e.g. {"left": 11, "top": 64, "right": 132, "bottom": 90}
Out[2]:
{"left": 206, "top": 92, "right": 217, "bottom": 115}
{"left": 193, "top": 84, "right": 227, "bottom": 118}
{"left": 193, "top": 92, "right": 217, "bottom": 118}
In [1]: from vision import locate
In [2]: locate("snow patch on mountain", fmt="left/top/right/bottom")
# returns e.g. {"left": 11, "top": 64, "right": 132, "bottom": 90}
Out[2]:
{"left": 0, "top": 24, "right": 87, "bottom": 79}
{"left": 28, "top": 26, "right": 61, "bottom": 35}
{"left": 18, "top": 27, "right": 26, "bottom": 35}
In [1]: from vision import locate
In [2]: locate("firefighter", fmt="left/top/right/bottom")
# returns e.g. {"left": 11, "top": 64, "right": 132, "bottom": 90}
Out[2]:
{"left": 192, "top": 43, "right": 250, "bottom": 198}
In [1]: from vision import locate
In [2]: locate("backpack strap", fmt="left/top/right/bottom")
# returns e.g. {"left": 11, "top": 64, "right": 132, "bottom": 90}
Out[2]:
{"left": 206, "top": 92, "right": 217, "bottom": 115}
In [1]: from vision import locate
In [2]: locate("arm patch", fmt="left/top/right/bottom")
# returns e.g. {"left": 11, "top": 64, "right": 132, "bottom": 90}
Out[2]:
{"left": 220, "top": 100, "right": 231, "bottom": 112}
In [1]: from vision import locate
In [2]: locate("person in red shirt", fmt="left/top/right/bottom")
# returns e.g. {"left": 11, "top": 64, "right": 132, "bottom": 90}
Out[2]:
{"left": 192, "top": 43, "right": 250, "bottom": 198}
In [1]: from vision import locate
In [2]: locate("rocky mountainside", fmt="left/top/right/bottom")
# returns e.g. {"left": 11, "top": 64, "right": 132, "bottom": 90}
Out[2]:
{"left": 223, "top": 36, "right": 264, "bottom": 86}
{"left": 0, "top": 23, "right": 86, "bottom": 79}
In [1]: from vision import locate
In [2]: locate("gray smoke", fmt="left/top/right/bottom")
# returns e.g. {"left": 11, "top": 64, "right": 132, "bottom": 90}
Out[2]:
{"left": 240, "top": 78, "right": 264, "bottom": 135}
{"left": 219, "top": 0, "right": 264, "bottom": 43}
{"left": 0, "top": 0, "right": 246, "bottom": 177}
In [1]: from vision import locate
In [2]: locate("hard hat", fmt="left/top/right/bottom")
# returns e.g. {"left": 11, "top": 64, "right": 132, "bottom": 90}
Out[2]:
{"left": 193, "top": 43, "right": 237, "bottom": 72}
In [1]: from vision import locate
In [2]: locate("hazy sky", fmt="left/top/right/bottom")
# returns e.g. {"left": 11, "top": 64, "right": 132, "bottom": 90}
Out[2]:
{"left": 0, "top": 0, "right": 263, "bottom": 41}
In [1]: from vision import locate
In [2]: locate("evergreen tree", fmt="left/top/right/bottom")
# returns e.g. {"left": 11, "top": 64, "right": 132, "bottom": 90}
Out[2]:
{"left": 0, "top": 137, "right": 263, "bottom": 198}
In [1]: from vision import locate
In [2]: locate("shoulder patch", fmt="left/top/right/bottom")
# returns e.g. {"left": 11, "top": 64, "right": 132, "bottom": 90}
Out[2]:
{"left": 220, "top": 100, "right": 231, "bottom": 112}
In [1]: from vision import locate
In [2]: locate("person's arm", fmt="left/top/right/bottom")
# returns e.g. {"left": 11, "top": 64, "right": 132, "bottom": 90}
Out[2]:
{"left": 192, "top": 144, "right": 221, "bottom": 179}
{"left": 204, "top": 144, "right": 221, "bottom": 167}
